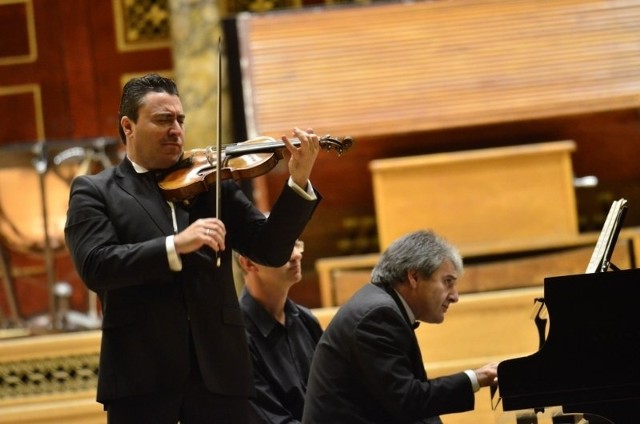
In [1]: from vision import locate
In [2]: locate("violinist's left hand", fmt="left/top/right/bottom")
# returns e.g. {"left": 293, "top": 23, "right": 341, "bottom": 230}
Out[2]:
{"left": 281, "top": 127, "right": 320, "bottom": 190}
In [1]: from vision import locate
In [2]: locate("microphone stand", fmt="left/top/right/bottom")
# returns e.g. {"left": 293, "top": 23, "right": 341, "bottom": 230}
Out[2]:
{"left": 32, "top": 140, "right": 57, "bottom": 331}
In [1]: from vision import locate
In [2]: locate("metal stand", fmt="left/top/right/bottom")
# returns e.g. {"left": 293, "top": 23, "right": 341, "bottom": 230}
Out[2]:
{"left": 0, "top": 245, "right": 21, "bottom": 328}
{"left": 32, "top": 140, "right": 57, "bottom": 331}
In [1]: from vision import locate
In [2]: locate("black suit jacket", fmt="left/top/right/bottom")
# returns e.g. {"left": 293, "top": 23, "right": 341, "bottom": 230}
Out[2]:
{"left": 302, "top": 283, "right": 474, "bottom": 424}
{"left": 64, "top": 158, "right": 320, "bottom": 404}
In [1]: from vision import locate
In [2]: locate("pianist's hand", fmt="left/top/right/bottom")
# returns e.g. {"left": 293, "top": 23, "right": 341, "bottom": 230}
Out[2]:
{"left": 474, "top": 362, "right": 499, "bottom": 387}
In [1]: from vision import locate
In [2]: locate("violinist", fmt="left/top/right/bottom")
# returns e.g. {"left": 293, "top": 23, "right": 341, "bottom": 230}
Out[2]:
{"left": 64, "top": 73, "right": 322, "bottom": 424}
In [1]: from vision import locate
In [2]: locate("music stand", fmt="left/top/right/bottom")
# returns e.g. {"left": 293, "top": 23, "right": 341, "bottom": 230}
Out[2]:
{"left": 585, "top": 198, "right": 628, "bottom": 274}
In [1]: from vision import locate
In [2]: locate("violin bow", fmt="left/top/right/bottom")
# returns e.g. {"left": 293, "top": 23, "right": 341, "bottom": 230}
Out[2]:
{"left": 215, "top": 36, "right": 222, "bottom": 267}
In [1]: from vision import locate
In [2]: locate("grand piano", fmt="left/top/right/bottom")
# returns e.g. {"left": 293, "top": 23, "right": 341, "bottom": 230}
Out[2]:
{"left": 496, "top": 200, "right": 640, "bottom": 423}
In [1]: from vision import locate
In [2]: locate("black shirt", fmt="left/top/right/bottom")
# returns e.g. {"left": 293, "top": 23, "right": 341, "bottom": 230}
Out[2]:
{"left": 240, "top": 288, "right": 324, "bottom": 423}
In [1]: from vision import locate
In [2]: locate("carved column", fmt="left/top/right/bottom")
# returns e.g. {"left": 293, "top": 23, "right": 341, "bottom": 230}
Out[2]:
{"left": 168, "top": 0, "right": 232, "bottom": 150}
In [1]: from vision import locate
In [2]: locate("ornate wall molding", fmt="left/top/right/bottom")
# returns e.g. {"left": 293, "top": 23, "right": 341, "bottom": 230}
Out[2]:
{"left": 0, "top": 0, "right": 37, "bottom": 66}
{"left": 0, "top": 331, "right": 102, "bottom": 422}
{"left": 0, "top": 84, "right": 43, "bottom": 141}
{"left": 112, "top": 0, "right": 172, "bottom": 52}
{"left": 0, "top": 353, "right": 98, "bottom": 399}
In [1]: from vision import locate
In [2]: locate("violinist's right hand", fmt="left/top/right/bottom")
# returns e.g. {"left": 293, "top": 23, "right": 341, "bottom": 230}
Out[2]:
{"left": 174, "top": 218, "right": 226, "bottom": 254}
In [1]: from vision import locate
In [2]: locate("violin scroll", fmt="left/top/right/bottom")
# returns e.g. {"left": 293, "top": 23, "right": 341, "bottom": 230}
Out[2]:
{"left": 317, "top": 135, "right": 353, "bottom": 156}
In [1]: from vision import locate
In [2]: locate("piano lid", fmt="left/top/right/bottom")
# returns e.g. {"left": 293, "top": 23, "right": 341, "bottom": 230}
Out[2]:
{"left": 496, "top": 268, "right": 640, "bottom": 422}
{"left": 497, "top": 199, "right": 640, "bottom": 423}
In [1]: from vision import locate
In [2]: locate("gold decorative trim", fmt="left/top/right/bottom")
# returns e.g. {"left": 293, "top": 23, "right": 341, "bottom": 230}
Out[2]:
{"left": 0, "top": 0, "right": 37, "bottom": 65}
{"left": 0, "top": 331, "right": 101, "bottom": 403}
{"left": 0, "top": 84, "right": 44, "bottom": 140}
{"left": 0, "top": 353, "right": 98, "bottom": 399}
{"left": 112, "top": 0, "right": 172, "bottom": 52}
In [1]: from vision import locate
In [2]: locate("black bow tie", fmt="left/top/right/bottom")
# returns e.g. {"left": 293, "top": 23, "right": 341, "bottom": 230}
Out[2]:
{"left": 411, "top": 321, "right": 420, "bottom": 330}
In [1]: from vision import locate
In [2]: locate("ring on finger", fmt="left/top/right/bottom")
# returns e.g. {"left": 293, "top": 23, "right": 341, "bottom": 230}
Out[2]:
{"left": 206, "top": 228, "right": 211, "bottom": 236}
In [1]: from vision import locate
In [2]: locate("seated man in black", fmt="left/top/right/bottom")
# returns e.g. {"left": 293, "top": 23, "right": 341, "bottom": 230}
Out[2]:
{"left": 236, "top": 239, "right": 323, "bottom": 423}
{"left": 302, "top": 230, "right": 498, "bottom": 424}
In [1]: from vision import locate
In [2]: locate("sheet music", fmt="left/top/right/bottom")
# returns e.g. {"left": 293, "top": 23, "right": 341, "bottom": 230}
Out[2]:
{"left": 585, "top": 198, "right": 627, "bottom": 274}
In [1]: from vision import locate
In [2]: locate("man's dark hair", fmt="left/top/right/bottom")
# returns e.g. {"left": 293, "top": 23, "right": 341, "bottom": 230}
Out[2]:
{"left": 117, "top": 73, "right": 179, "bottom": 143}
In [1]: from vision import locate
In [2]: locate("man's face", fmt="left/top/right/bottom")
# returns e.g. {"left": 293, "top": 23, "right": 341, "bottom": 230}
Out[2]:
{"left": 252, "top": 241, "right": 304, "bottom": 288}
{"left": 409, "top": 259, "right": 459, "bottom": 324}
{"left": 122, "top": 91, "right": 185, "bottom": 170}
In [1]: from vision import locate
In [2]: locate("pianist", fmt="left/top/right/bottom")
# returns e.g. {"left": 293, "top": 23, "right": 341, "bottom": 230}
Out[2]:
{"left": 302, "top": 230, "right": 498, "bottom": 424}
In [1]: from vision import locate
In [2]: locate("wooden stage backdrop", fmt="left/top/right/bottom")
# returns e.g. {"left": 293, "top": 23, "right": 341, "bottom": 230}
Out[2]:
{"left": 228, "top": 0, "right": 640, "bottom": 306}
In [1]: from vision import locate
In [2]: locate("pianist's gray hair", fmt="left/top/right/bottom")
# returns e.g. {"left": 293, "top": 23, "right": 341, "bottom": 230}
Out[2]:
{"left": 371, "top": 230, "right": 463, "bottom": 287}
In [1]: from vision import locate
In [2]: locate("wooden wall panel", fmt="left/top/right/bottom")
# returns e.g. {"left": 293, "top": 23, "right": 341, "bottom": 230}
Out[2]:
{"left": 0, "top": 0, "right": 174, "bottom": 144}
{"left": 0, "top": 1, "right": 34, "bottom": 63}
{"left": 236, "top": 0, "right": 640, "bottom": 138}
{"left": 0, "top": 87, "right": 40, "bottom": 142}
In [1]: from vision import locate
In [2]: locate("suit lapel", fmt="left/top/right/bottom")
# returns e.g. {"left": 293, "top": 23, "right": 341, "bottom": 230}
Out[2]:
{"left": 116, "top": 159, "right": 174, "bottom": 234}
{"left": 375, "top": 283, "right": 428, "bottom": 380}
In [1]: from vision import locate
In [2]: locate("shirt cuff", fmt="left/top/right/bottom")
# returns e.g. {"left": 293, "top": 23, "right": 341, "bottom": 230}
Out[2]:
{"left": 166, "top": 235, "right": 182, "bottom": 272}
{"left": 464, "top": 370, "right": 480, "bottom": 392}
{"left": 288, "top": 176, "right": 317, "bottom": 201}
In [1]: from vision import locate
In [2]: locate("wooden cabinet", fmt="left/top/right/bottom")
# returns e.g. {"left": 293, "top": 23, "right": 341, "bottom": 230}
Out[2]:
{"left": 369, "top": 141, "right": 578, "bottom": 251}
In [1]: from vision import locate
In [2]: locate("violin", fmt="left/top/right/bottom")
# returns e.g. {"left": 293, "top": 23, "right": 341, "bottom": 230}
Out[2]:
{"left": 157, "top": 134, "right": 353, "bottom": 203}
